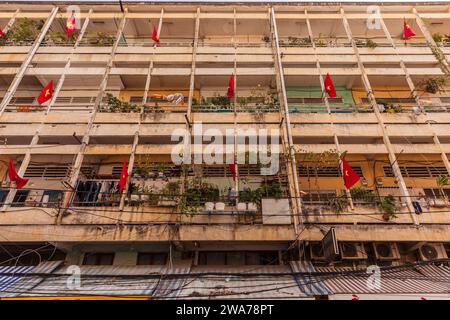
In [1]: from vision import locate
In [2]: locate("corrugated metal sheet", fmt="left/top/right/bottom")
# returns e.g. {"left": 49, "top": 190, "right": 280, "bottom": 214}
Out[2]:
{"left": 152, "top": 265, "right": 192, "bottom": 299}
{"left": 24, "top": 265, "right": 163, "bottom": 297}
{"left": 0, "top": 261, "right": 63, "bottom": 298}
{"left": 315, "top": 265, "right": 450, "bottom": 294}
{"left": 290, "top": 261, "right": 331, "bottom": 296}
{"left": 176, "top": 265, "right": 309, "bottom": 300}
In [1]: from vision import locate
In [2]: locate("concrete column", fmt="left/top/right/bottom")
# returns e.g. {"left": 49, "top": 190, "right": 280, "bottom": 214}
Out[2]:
{"left": 46, "top": 9, "right": 93, "bottom": 113}
{"left": 270, "top": 7, "right": 302, "bottom": 233}
{"left": 305, "top": 9, "right": 354, "bottom": 210}
{"left": 63, "top": 9, "right": 129, "bottom": 208}
{"left": 378, "top": 11, "right": 450, "bottom": 177}
{"left": 340, "top": 7, "right": 418, "bottom": 225}
{"left": 118, "top": 9, "right": 164, "bottom": 211}
{"left": 2, "top": 9, "right": 21, "bottom": 34}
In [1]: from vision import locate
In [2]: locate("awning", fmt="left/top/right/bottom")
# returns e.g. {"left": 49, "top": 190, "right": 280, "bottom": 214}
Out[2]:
{"left": 290, "top": 261, "right": 332, "bottom": 296}
{"left": 0, "top": 261, "right": 62, "bottom": 298}
{"left": 172, "top": 265, "right": 311, "bottom": 300}
{"left": 21, "top": 265, "right": 163, "bottom": 297}
{"left": 314, "top": 264, "right": 450, "bottom": 295}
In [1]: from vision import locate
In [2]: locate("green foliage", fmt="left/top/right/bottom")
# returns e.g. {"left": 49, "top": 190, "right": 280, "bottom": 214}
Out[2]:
{"left": 327, "top": 195, "right": 347, "bottom": 213}
{"left": 302, "top": 148, "right": 341, "bottom": 165}
{"left": 102, "top": 93, "right": 140, "bottom": 113}
{"left": 380, "top": 195, "right": 397, "bottom": 218}
{"left": 139, "top": 185, "right": 160, "bottom": 205}
{"left": 46, "top": 31, "right": 77, "bottom": 45}
{"left": 143, "top": 104, "right": 165, "bottom": 113}
{"left": 89, "top": 32, "right": 115, "bottom": 46}
{"left": 365, "top": 39, "right": 378, "bottom": 49}
{"left": 436, "top": 175, "right": 449, "bottom": 187}
{"left": 239, "top": 181, "right": 283, "bottom": 208}
{"left": 211, "top": 95, "right": 231, "bottom": 106}
{"left": 287, "top": 36, "right": 311, "bottom": 47}
{"left": 432, "top": 33, "right": 443, "bottom": 43}
{"left": 8, "top": 18, "right": 44, "bottom": 44}
{"left": 179, "top": 180, "right": 220, "bottom": 216}
{"left": 421, "top": 76, "right": 449, "bottom": 94}
{"left": 0, "top": 30, "right": 12, "bottom": 46}
{"left": 350, "top": 187, "right": 377, "bottom": 203}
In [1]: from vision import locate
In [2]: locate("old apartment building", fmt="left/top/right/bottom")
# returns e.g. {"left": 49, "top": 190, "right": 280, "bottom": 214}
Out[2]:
{"left": 0, "top": 1, "right": 449, "bottom": 299}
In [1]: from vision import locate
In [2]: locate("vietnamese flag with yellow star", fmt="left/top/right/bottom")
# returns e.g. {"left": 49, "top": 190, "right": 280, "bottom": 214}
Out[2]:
{"left": 324, "top": 73, "right": 337, "bottom": 98}
{"left": 66, "top": 14, "right": 77, "bottom": 37}
{"left": 342, "top": 158, "right": 360, "bottom": 189}
{"left": 118, "top": 160, "right": 129, "bottom": 193}
{"left": 37, "top": 81, "right": 53, "bottom": 105}
{"left": 403, "top": 19, "right": 415, "bottom": 40}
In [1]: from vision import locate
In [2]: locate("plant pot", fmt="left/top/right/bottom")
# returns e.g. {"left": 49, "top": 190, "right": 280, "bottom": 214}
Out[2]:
{"left": 382, "top": 213, "right": 390, "bottom": 222}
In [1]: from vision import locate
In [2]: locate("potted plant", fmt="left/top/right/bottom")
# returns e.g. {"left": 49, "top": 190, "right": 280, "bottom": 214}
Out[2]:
{"left": 380, "top": 195, "right": 397, "bottom": 221}
{"left": 432, "top": 32, "right": 443, "bottom": 44}
{"left": 436, "top": 175, "right": 449, "bottom": 202}
{"left": 350, "top": 187, "right": 377, "bottom": 204}
{"left": 327, "top": 195, "right": 347, "bottom": 213}
{"left": 365, "top": 39, "right": 378, "bottom": 49}
{"left": 421, "top": 76, "right": 449, "bottom": 94}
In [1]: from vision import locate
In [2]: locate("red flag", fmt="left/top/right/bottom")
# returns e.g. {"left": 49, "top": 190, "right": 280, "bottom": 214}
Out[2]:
{"left": 118, "top": 161, "right": 128, "bottom": 193}
{"left": 324, "top": 73, "right": 336, "bottom": 98}
{"left": 37, "top": 81, "right": 53, "bottom": 105}
{"left": 8, "top": 159, "right": 29, "bottom": 189}
{"left": 66, "top": 14, "right": 77, "bottom": 37}
{"left": 229, "top": 162, "right": 237, "bottom": 182}
{"left": 152, "top": 25, "right": 160, "bottom": 46}
{"left": 227, "top": 73, "right": 235, "bottom": 100}
{"left": 342, "top": 158, "right": 360, "bottom": 189}
{"left": 403, "top": 19, "right": 415, "bottom": 40}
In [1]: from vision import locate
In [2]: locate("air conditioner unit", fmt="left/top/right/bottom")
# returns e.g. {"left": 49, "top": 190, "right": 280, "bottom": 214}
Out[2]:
{"left": 372, "top": 243, "right": 400, "bottom": 261}
{"left": 310, "top": 242, "right": 326, "bottom": 261}
{"left": 418, "top": 243, "right": 448, "bottom": 261}
{"left": 375, "top": 177, "right": 383, "bottom": 186}
{"left": 339, "top": 242, "right": 367, "bottom": 260}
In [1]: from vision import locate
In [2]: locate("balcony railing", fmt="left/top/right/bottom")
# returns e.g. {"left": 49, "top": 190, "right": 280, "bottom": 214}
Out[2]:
{"left": 289, "top": 103, "right": 360, "bottom": 114}
{"left": 192, "top": 104, "right": 280, "bottom": 113}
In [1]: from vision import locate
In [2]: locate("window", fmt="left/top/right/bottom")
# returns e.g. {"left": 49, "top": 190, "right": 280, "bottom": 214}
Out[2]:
{"left": 137, "top": 252, "right": 168, "bottom": 265}
{"left": 11, "top": 190, "right": 30, "bottom": 207}
{"left": 82, "top": 252, "right": 115, "bottom": 265}
{"left": 301, "top": 190, "right": 337, "bottom": 204}
{"left": 423, "top": 188, "right": 450, "bottom": 199}
{"left": 42, "top": 190, "right": 64, "bottom": 208}
{"left": 198, "top": 251, "right": 279, "bottom": 266}
{"left": 0, "top": 190, "right": 7, "bottom": 204}
{"left": 298, "top": 165, "right": 363, "bottom": 177}
{"left": 383, "top": 166, "right": 447, "bottom": 178}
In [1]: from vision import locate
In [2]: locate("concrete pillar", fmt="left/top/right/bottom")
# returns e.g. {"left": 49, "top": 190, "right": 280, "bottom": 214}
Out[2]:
{"left": 270, "top": 7, "right": 302, "bottom": 233}
{"left": 340, "top": 7, "right": 419, "bottom": 225}
{"left": 63, "top": 9, "right": 129, "bottom": 208}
